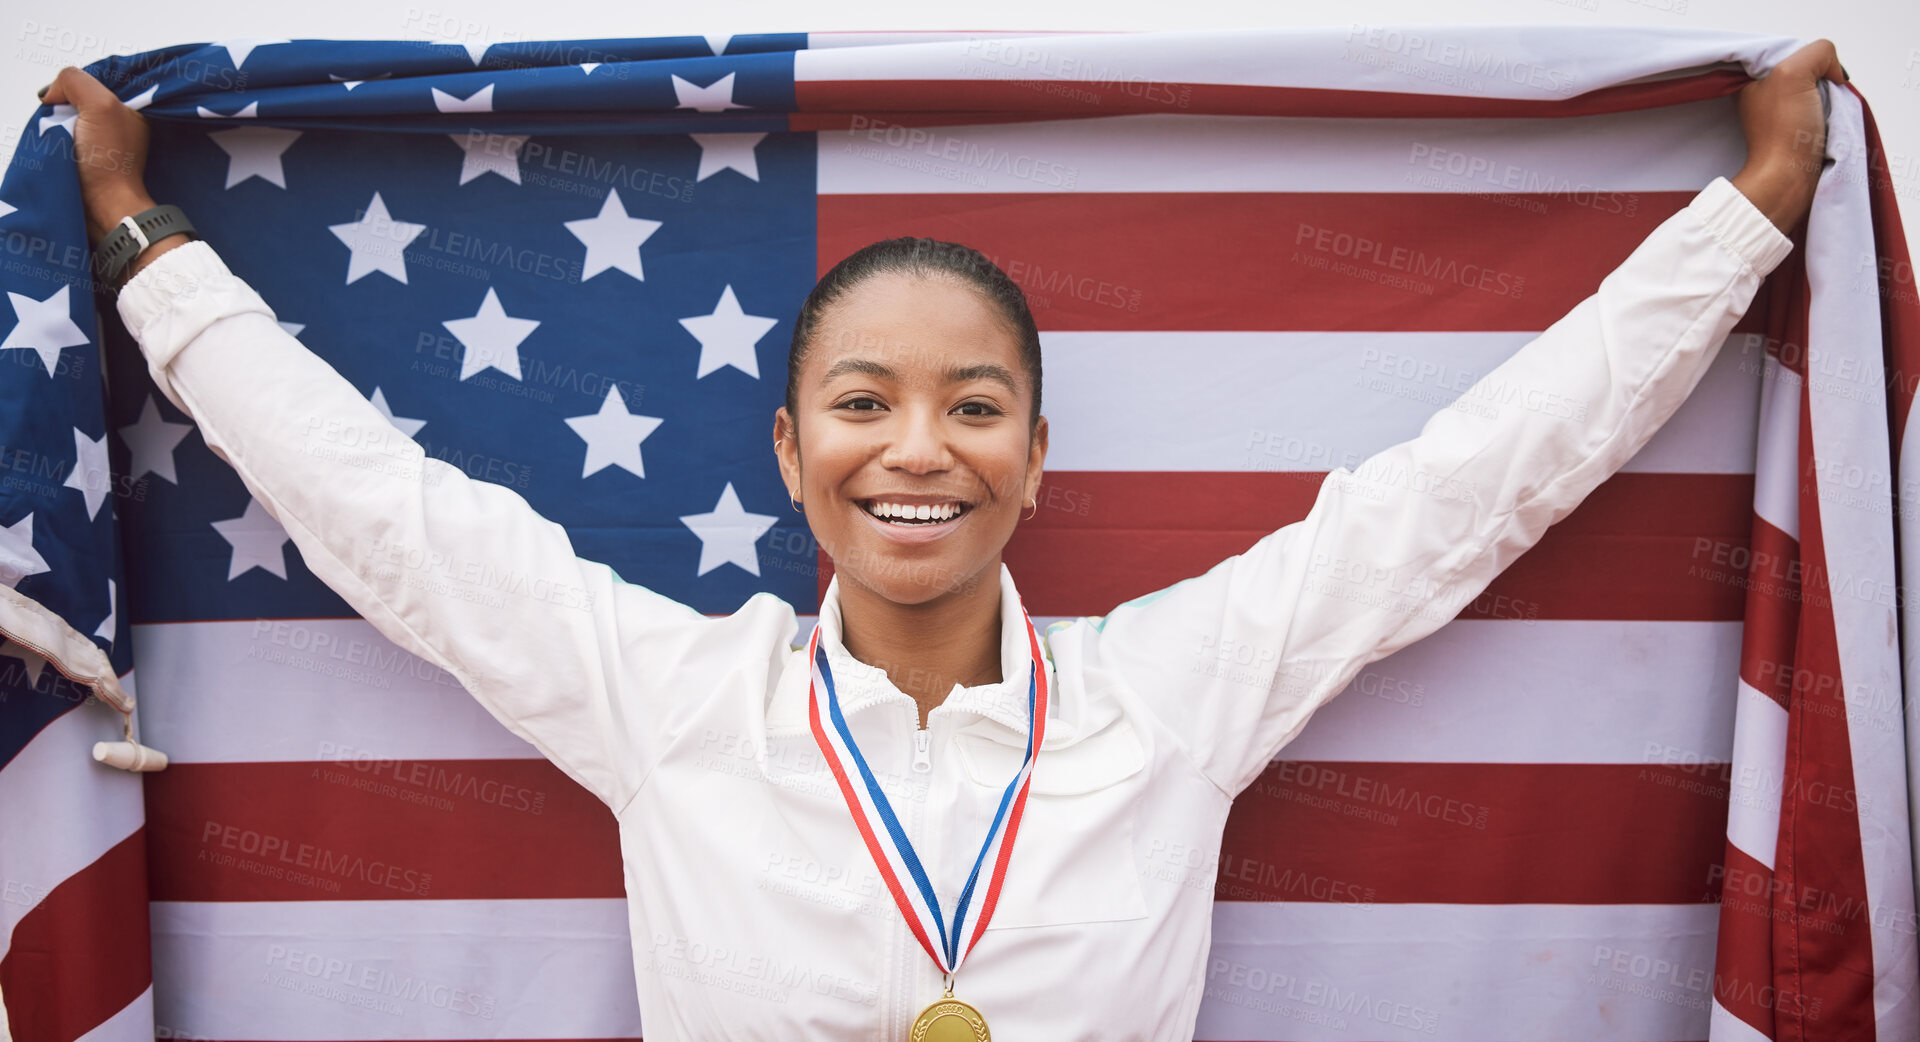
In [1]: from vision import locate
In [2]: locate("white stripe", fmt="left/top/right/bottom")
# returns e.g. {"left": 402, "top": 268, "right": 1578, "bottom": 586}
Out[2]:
{"left": 0, "top": 699, "right": 145, "bottom": 951}
{"left": 1725, "top": 680, "right": 1790, "bottom": 871}
{"left": 819, "top": 101, "right": 1745, "bottom": 195}
{"left": 1281, "top": 620, "right": 1737, "bottom": 765}
{"left": 1203, "top": 901, "right": 1717, "bottom": 1041}
{"left": 1045, "top": 331, "right": 1760, "bottom": 474}
{"left": 1804, "top": 86, "right": 1920, "bottom": 1039}
{"left": 149, "top": 900, "right": 640, "bottom": 1039}
{"left": 132, "top": 619, "right": 541, "bottom": 764}
{"left": 1751, "top": 350, "right": 1804, "bottom": 541}
{"left": 150, "top": 897, "right": 1726, "bottom": 1042}
{"left": 138, "top": 618, "right": 1742, "bottom": 766}
{"left": 806, "top": 31, "right": 1080, "bottom": 50}
{"left": 76, "top": 985, "right": 152, "bottom": 1042}
{"left": 1708, "top": 997, "right": 1774, "bottom": 1042}
{"left": 795, "top": 27, "right": 1801, "bottom": 100}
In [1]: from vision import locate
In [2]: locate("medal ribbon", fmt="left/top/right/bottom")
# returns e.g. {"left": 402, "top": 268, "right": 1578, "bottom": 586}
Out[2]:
{"left": 805, "top": 604, "right": 1050, "bottom": 976}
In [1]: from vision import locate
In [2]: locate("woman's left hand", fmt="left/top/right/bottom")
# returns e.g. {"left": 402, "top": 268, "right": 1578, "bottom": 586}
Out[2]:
{"left": 1730, "top": 39, "right": 1846, "bottom": 232}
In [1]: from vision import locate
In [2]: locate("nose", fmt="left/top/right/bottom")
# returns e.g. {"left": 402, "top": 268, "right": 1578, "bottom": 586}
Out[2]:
{"left": 878, "top": 404, "right": 953, "bottom": 475}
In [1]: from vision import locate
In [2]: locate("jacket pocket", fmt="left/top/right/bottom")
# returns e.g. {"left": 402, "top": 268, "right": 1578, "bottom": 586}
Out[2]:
{"left": 954, "top": 720, "right": 1151, "bottom": 930}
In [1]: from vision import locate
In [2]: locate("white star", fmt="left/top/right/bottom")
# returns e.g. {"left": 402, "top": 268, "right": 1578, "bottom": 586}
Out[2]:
{"left": 369, "top": 387, "right": 426, "bottom": 438}
{"left": 706, "top": 34, "right": 734, "bottom": 56}
{"left": 0, "top": 636, "right": 48, "bottom": 687}
{"left": 680, "top": 482, "right": 777, "bottom": 576}
{"left": 216, "top": 37, "right": 290, "bottom": 69}
{"left": 564, "top": 386, "right": 663, "bottom": 479}
{"left": 579, "top": 62, "right": 601, "bottom": 75}
{"left": 563, "top": 189, "right": 661, "bottom": 282}
{"left": 211, "top": 497, "right": 291, "bottom": 580}
{"left": 0, "top": 199, "right": 14, "bottom": 219}
{"left": 447, "top": 131, "right": 527, "bottom": 184}
{"left": 38, "top": 104, "right": 77, "bottom": 136}
{"left": 195, "top": 101, "right": 259, "bottom": 119}
{"left": 210, "top": 125, "right": 301, "bottom": 188}
{"left": 330, "top": 72, "right": 391, "bottom": 90}
{"left": 689, "top": 132, "right": 765, "bottom": 182}
{"left": 0, "top": 513, "right": 51, "bottom": 587}
{"left": 442, "top": 288, "right": 539, "bottom": 381}
{"left": 124, "top": 85, "right": 158, "bottom": 111}
{"left": 679, "top": 285, "right": 776, "bottom": 379}
{"left": 454, "top": 40, "right": 494, "bottom": 65}
{"left": 95, "top": 578, "right": 117, "bottom": 644}
{"left": 672, "top": 73, "right": 746, "bottom": 112}
{"left": 119, "top": 394, "right": 194, "bottom": 484}
{"left": 278, "top": 320, "right": 305, "bottom": 337}
{"left": 2, "top": 284, "right": 89, "bottom": 377}
{"left": 328, "top": 191, "right": 426, "bottom": 284}
{"left": 63, "top": 427, "right": 111, "bottom": 520}
{"left": 432, "top": 84, "right": 494, "bottom": 113}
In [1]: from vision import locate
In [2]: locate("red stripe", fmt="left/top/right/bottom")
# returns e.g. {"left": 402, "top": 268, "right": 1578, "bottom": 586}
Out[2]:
{"left": 965, "top": 609, "right": 1049, "bottom": 956}
{"left": 1762, "top": 242, "right": 1810, "bottom": 379}
{"left": 825, "top": 471, "right": 1760, "bottom": 619}
{"left": 1768, "top": 312, "right": 1878, "bottom": 1040}
{"left": 144, "top": 758, "right": 1737, "bottom": 906}
{"left": 0, "top": 829, "right": 151, "bottom": 1042}
{"left": 1737, "top": 513, "right": 1803, "bottom": 710}
{"left": 819, "top": 191, "right": 1696, "bottom": 332}
{"left": 1217, "top": 761, "right": 1729, "bottom": 905}
{"left": 1714, "top": 841, "right": 1782, "bottom": 1039}
{"left": 791, "top": 68, "right": 1749, "bottom": 128}
{"left": 145, "top": 758, "right": 620, "bottom": 901}
{"left": 1853, "top": 90, "right": 1920, "bottom": 461}
{"left": 804, "top": 628, "right": 948, "bottom": 972}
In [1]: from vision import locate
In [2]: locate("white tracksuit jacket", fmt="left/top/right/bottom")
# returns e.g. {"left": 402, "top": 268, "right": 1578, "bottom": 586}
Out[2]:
{"left": 116, "top": 176, "right": 1791, "bottom": 1040}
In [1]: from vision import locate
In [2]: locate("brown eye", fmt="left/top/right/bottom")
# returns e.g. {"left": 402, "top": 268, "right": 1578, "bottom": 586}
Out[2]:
{"left": 955, "top": 401, "right": 1002, "bottom": 417}
{"left": 838, "top": 396, "right": 884, "bottom": 411}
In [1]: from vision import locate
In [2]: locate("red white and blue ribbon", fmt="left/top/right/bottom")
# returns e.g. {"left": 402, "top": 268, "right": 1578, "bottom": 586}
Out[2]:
{"left": 805, "top": 603, "right": 1051, "bottom": 976}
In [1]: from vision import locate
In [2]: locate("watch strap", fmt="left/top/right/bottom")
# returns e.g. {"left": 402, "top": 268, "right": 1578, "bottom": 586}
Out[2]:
{"left": 97, "top": 203, "right": 196, "bottom": 290}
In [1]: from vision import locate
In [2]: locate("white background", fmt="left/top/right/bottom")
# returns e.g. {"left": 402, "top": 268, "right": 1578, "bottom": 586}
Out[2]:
{"left": 4, "top": 1, "right": 1916, "bottom": 252}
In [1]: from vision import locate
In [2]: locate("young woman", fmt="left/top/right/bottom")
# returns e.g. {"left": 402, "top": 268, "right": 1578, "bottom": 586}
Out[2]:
{"left": 44, "top": 38, "right": 1842, "bottom": 1041}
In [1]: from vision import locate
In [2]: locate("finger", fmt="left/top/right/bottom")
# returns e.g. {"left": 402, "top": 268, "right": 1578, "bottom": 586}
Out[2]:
{"left": 1782, "top": 39, "right": 1843, "bottom": 86}
{"left": 1808, "top": 39, "right": 1845, "bottom": 85}
{"left": 42, "top": 65, "right": 121, "bottom": 111}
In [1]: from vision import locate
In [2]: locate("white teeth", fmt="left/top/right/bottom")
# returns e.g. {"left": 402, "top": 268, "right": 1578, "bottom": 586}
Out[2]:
{"left": 865, "top": 501, "right": 965, "bottom": 522}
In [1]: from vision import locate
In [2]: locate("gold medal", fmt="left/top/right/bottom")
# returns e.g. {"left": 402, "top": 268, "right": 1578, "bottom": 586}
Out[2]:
{"left": 909, "top": 984, "right": 990, "bottom": 1041}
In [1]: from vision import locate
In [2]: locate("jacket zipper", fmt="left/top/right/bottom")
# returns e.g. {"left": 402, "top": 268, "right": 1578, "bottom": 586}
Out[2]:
{"left": 912, "top": 727, "right": 932, "bottom": 772}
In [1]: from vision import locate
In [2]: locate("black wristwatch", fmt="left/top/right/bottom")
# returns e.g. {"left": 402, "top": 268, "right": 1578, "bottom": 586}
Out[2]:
{"left": 97, "top": 204, "right": 196, "bottom": 292}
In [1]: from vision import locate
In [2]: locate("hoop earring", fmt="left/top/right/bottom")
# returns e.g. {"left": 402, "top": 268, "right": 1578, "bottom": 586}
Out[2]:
{"left": 790, "top": 495, "right": 804, "bottom": 513}
{"left": 1022, "top": 499, "right": 1037, "bottom": 522}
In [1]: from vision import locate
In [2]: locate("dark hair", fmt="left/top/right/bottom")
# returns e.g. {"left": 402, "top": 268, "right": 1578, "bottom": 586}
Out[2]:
{"left": 784, "top": 237, "right": 1042, "bottom": 440}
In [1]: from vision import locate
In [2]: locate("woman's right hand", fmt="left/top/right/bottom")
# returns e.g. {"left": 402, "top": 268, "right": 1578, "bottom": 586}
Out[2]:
{"left": 38, "top": 66, "right": 161, "bottom": 248}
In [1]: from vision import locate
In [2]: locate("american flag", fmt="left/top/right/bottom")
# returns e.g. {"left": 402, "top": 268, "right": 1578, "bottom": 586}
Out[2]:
{"left": 0, "top": 26, "right": 1914, "bottom": 1041}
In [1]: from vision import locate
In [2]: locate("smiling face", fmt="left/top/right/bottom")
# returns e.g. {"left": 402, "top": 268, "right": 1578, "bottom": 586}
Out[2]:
{"left": 774, "top": 271, "right": 1047, "bottom": 607}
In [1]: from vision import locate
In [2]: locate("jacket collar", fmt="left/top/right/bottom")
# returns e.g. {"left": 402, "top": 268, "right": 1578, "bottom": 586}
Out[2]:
{"left": 765, "top": 562, "right": 1057, "bottom": 739}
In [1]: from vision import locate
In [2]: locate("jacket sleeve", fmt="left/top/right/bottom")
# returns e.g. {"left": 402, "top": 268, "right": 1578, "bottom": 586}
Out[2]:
{"left": 116, "top": 240, "right": 796, "bottom": 812}
{"left": 1072, "top": 176, "right": 1794, "bottom": 799}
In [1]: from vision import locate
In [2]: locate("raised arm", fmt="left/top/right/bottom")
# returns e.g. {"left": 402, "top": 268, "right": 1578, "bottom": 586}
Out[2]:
{"left": 46, "top": 67, "right": 796, "bottom": 811}
{"left": 1060, "top": 41, "right": 1840, "bottom": 800}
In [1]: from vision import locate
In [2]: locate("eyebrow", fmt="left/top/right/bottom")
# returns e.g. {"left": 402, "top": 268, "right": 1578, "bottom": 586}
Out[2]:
{"left": 821, "top": 357, "right": 1018, "bottom": 393}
